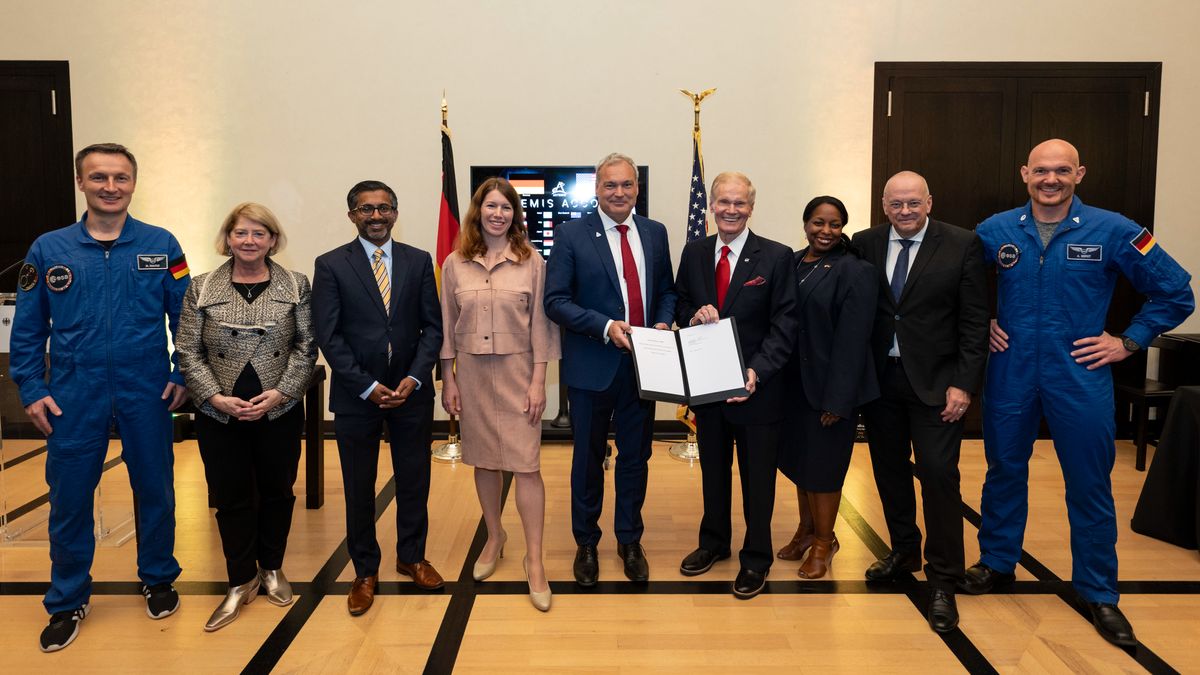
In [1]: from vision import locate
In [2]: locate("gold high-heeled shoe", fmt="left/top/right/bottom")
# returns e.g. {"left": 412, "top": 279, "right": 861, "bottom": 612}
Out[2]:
{"left": 259, "top": 568, "right": 294, "bottom": 606}
{"left": 472, "top": 531, "right": 507, "bottom": 582}
{"left": 204, "top": 577, "right": 260, "bottom": 632}
{"left": 523, "top": 556, "right": 552, "bottom": 612}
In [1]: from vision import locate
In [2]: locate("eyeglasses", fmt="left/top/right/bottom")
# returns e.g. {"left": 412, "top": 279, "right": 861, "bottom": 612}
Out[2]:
{"left": 354, "top": 204, "right": 396, "bottom": 216}
{"left": 885, "top": 200, "right": 926, "bottom": 212}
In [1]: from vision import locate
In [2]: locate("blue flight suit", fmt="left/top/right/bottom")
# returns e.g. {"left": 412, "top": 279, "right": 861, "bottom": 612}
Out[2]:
{"left": 10, "top": 216, "right": 190, "bottom": 614}
{"left": 975, "top": 196, "right": 1193, "bottom": 603}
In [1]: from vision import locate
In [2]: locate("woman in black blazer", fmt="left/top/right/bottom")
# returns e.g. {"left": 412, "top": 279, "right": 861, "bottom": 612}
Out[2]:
{"left": 777, "top": 196, "right": 880, "bottom": 578}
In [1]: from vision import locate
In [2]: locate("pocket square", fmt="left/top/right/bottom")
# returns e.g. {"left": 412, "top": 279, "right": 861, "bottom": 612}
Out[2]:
{"left": 743, "top": 276, "right": 767, "bottom": 286}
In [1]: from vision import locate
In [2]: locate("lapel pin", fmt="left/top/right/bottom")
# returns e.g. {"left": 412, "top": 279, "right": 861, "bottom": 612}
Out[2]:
{"left": 743, "top": 258, "right": 750, "bottom": 263}
{"left": 595, "top": 232, "right": 602, "bottom": 238}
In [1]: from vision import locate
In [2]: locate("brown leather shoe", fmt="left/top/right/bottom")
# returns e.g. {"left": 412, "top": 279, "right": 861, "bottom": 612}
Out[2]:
{"left": 348, "top": 575, "right": 377, "bottom": 616}
{"left": 396, "top": 560, "right": 445, "bottom": 590}
{"left": 798, "top": 534, "right": 840, "bottom": 579}
{"left": 777, "top": 522, "right": 815, "bottom": 561}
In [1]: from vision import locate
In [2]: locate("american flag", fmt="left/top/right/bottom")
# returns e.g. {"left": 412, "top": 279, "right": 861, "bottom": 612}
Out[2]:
{"left": 686, "top": 136, "right": 708, "bottom": 241}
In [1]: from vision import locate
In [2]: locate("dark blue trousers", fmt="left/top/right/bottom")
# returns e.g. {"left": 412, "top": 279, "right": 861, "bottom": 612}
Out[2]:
{"left": 567, "top": 354, "right": 654, "bottom": 547}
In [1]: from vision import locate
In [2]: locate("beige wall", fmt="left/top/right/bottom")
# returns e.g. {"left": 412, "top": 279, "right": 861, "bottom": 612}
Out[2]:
{"left": 4, "top": 0, "right": 1198, "bottom": 416}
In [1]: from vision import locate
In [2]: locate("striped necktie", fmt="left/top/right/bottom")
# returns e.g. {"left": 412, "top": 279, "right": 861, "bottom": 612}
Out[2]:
{"left": 372, "top": 248, "right": 391, "bottom": 310}
{"left": 373, "top": 248, "right": 392, "bottom": 359}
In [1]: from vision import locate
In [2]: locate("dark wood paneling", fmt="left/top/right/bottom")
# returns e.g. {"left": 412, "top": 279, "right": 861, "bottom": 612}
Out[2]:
{"left": 872, "top": 62, "right": 1162, "bottom": 436}
{"left": 0, "top": 61, "right": 75, "bottom": 290}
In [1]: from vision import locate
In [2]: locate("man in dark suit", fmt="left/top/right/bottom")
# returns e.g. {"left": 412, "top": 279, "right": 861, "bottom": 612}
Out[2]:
{"left": 850, "top": 171, "right": 988, "bottom": 632}
{"left": 544, "top": 153, "right": 676, "bottom": 586}
{"left": 313, "top": 180, "right": 445, "bottom": 616}
{"left": 674, "top": 171, "right": 797, "bottom": 599}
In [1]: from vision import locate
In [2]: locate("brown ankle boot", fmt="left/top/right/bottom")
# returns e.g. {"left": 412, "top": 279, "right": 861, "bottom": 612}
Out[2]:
{"left": 798, "top": 534, "right": 840, "bottom": 579}
{"left": 777, "top": 523, "right": 815, "bottom": 561}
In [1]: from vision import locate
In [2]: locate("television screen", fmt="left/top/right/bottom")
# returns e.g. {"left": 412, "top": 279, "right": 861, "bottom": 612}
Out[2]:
{"left": 470, "top": 165, "right": 650, "bottom": 259}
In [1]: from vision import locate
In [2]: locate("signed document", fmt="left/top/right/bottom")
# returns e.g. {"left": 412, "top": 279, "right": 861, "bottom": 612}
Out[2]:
{"left": 628, "top": 318, "right": 749, "bottom": 405}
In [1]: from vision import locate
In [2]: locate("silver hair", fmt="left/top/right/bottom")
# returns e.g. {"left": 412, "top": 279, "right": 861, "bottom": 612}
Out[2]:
{"left": 595, "top": 152, "right": 639, "bottom": 182}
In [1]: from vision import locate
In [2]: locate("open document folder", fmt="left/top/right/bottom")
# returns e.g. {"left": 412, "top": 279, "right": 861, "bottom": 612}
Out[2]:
{"left": 628, "top": 317, "right": 749, "bottom": 405}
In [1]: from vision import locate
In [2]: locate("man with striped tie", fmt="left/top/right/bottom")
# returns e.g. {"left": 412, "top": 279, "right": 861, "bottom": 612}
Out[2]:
{"left": 313, "top": 180, "right": 445, "bottom": 616}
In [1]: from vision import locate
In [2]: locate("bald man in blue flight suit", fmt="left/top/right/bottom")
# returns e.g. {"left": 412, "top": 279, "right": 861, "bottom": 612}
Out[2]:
{"left": 10, "top": 143, "right": 192, "bottom": 653}
{"left": 964, "top": 139, "right": 1194, "bottom": 647}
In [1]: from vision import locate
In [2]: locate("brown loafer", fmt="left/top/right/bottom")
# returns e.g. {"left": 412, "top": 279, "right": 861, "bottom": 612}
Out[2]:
{"left": 396, "top": 560, "right": 445, "bottom": 590}
{"left": 348, "top": 575, "right": 377, "bottom": 616}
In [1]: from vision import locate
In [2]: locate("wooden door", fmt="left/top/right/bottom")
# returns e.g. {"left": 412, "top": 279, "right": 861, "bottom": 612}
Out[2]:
{"left": 0, "top": 61, "right": 75, "bottom": 291}
{"left": 872, "top": 62, "right": 1161, "bottom": 435}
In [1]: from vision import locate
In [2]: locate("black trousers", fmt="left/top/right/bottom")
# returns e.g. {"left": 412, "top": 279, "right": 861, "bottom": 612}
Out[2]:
{"left": 695, "top": 411, "right": 780, "bottom": 573}
{"left": 196, "top": 404, "right": 303, "bottom": 586}
{"left": 335, "top": 397, "right": 433, "bottom": 578}
{"left": 863, "top": 359, "right": 965, "bottom": 591}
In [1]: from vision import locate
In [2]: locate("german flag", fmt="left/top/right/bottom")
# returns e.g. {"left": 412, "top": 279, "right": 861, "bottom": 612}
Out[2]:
{"left": 1131, "top": 228, "right": 1157, "bottom": 256}
{"left": 169, "top": 255, "right": 189, "bottom": 280}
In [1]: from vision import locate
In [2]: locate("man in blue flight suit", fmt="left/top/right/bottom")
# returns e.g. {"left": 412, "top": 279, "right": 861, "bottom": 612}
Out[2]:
{"left": 10, "top": 143, "right": 192, "bottom": 652}
{"left": 965, "top": 139, "right": 1194, "bottom": 647}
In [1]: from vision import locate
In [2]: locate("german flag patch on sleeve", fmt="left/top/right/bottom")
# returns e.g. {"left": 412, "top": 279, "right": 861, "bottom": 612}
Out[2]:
{"left": 1130, "top": 228, "right": 1157, "bottom": 256}
{"left": 169, "top": 255, "right": 190, "bottom": 279}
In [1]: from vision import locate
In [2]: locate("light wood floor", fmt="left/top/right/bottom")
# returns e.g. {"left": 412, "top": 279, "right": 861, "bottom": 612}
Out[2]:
{"left": 0, "top": 433, "right": 1196, "bottom": 673}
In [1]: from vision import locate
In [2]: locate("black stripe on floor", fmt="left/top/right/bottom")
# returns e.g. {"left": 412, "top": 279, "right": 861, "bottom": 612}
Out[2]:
{"left": 838, "top": 493, "right": 996, "bottom": 673}
{"left": 0, "top": 444, "right": 47, "bottom": 471}
{"left": 2, "top": 455, "right": 123, "bottom": 524}
{"left": 241, "top": 477, "right": 397, "bottom": 674}
{"left": 959, "top": 500, "right": 1180, "bottom": 674}
{"left": 423, "top": 471, "right": 514, "bottom": 675}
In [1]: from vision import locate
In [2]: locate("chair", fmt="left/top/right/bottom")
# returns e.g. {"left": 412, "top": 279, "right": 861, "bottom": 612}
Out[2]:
{"left": 1114, "top": 336, "right": 1186, "bottom": 471}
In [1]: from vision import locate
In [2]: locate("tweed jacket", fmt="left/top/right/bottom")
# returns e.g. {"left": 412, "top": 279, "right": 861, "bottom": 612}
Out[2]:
{"left": 176, "top": 257, "right": 317, "bottom": 422}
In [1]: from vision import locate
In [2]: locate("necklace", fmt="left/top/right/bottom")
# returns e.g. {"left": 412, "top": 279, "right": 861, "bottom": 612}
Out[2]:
{"left": 233, "top": 280, "right": 268, "bottom": 299}
{"left": 242, "top": 282, "right": 263, "bottom": 299}
{"left": 796, "top": 256, "right": 825, "bottom": 285}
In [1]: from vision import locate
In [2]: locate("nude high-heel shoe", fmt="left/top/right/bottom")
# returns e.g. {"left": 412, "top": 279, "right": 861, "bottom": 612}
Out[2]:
{"left": 524, "top": 556, "right": 552, "bottom": 612}
{"left": 473, "top": 531, "right": 507, "bottom": 582}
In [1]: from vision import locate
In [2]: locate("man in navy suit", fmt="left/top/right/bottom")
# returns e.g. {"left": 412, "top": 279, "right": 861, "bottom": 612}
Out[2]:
{"left": 544, "top": 153, "right": 677, "bottom": 586}
{"left": 312, "top": 180, "right": 445, "bottom": 616}
{"left": 674, "top": 171, "right": 797, "bottom": 599}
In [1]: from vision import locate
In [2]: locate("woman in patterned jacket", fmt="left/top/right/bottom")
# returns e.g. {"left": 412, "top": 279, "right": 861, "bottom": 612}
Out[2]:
{"left": 177, "top": 202, "right": 317, "bottom": 632}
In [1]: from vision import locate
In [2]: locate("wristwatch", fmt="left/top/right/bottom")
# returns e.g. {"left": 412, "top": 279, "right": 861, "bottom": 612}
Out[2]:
{"left": 1118, "top": 334, "right": 1141, "bottom": 352}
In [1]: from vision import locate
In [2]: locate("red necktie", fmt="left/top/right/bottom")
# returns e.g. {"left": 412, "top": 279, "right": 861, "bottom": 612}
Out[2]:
{"left": 715, "top": 245, "right": 731, "bottom": 309}
{"left": 615, "top": 224, "right": 644, "bottom": 327}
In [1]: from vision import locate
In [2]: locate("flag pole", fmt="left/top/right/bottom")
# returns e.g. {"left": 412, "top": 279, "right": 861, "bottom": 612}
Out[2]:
{"left": 671, "top": 88, "right": 715, "bottom": 464}
{"left": 433, "top": 91, "right": 463, "bottom": 464}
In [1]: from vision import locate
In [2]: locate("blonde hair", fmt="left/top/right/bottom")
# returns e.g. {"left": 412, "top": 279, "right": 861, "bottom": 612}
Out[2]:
{"left": 215, "top": 202, "right": 287, "bottom": 256}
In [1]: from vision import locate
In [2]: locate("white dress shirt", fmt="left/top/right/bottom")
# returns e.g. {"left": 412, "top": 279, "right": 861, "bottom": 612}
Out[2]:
{"left": 598, "top": 209, "right": 649, "bottom": 340}
{"left": 886, "top": 218, "right": 928, "bottom": 357}
{"left": 355, "top": 237, "right": 420, "bottom": 397}
{"left": 714, "top": 226, "right": 750, "bottom": 279}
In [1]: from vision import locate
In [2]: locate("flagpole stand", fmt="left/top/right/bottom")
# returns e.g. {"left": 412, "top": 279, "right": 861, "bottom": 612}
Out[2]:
{"left": 432, "top": 414, "right": 462, "bottom": 464}
{"left": 669, "top": 432, "right": 699, "bottom": 464}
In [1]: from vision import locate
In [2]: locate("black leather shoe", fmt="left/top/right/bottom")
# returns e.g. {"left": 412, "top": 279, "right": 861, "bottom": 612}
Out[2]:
{"left": 573, "top": 544, "right": 599, "bottom": 587}
{"left": 1088, "top": 603, "right": 1137, "bottom": 647}
{"left": 733, "top": 568, "right": 767, "bottom": 599}
{"left": 959, "top": 562, "right": 1016, "bottom": 595}
{"left": 864, "top": 549, "right": 921, "bottom": 581}
{"left": 679, "top": 548, "right": 730, "bottom": 577}
{"left": 617, "top": 543, "right": 650, "bottom": 582}
{"left": 927, "top": 588, "right": 959, "bottom": 633}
